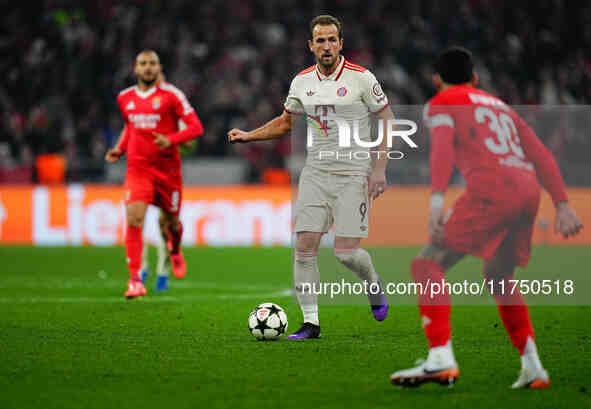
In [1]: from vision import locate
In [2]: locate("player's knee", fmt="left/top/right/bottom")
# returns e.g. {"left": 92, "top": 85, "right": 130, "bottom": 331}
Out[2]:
{"left": 417, "top": 248, "right": 440, "bottom": 263}
{"left": 410, "top": 257, "right": 425, "bottom": 273}
{"left": 295, "top": 234, "right": 320, "bottom": 255}
{"left": 483, "top": 263, "right": 513, "bottom": 282}
{"left": 158, "top": 212, "right": 167, "bottom": 226}
{"left": 410, "top": 257, "right": 441, "bottom": 282}
{"left": 158, "top": 216, "right": 169, "bottom": 232}
{"left": 334, "top": 248, "right": 355, "bottom": 267}
{"left": 127, "top": 213, "right": 144, "bottom": 227}
{"left": 170, "top": 218, "right": 181, "bottom": 232}
{"left": 416, "top": 245, "right": 457, "bottom": 268}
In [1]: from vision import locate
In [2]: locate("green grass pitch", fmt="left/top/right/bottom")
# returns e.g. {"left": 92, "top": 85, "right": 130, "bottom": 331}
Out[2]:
{"left": 0, "top": 245, "right": 590, "bottom": 409}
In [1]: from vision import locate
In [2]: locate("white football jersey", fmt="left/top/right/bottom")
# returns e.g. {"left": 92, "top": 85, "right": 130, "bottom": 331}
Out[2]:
{"left": 284, "top": 57, "right": 389, "bottom": 175}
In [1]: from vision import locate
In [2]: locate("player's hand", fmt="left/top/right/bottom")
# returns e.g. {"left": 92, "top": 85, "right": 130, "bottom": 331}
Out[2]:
{"left": 180, "top": 140, "right": 195, "bottom": 150}
{"left": 153, "top": 132, "right": 171, "bottom": 149}
{"left": 555, "top": 202, "right": 583, "bottom": 238}
{"left": 368, "top": 170, "right": 386, "bottom": 200}
{"left": 105, "top": 148, "right": 123, "bottom": 163}
{"left": 428, "top": 206, "right": 445, "bottom": 245}
{"left": 227, "top": 129, "right": 250, "bottom": 143}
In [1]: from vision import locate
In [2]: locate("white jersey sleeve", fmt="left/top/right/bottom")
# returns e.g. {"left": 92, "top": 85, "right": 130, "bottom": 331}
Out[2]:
{"left": 284, "top": 77, "right": 305, "bottom": 115}
{"left": 360, "top": 71, "right": 389, "bottom": 113}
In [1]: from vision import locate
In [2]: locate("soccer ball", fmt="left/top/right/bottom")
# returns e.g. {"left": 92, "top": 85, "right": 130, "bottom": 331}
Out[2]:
{"left": 248, "top": 302, "right": 288, "bottom": 341}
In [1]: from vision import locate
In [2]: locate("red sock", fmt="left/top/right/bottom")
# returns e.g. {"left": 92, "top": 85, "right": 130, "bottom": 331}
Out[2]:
{"left": 411, "top": 258, "right": 451, "bottom": 348}
{"left": 490, "top": 276, "right": 534, "bottom": 354}
{"left": 169, "top": 222, "right": 183, "bottom": 254}
{"left": 125, "top": 225, "right": 142, "bottom": 281}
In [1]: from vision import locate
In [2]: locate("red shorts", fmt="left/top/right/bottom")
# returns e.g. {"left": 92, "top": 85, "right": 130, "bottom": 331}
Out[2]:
{"left": 443, "top": 186, "right": 540, "bottom": 267}
{"left": 125, "top": 168, "right": 182, "bottom": 214}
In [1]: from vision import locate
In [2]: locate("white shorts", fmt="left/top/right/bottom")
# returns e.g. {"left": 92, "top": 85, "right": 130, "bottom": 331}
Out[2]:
{"left": 294, "top": 167, "right": 370, "bottom": 238}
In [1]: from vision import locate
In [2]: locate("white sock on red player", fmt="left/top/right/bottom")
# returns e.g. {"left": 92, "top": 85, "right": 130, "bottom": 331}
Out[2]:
{"left": 521, "top": 336, "right": 543, "bottom": 372}
{"left": 427, "top": 340, "right": 457, "bottom": 369}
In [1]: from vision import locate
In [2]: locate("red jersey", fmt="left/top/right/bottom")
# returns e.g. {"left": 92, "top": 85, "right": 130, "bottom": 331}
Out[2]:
{"left": 117, "top": 82, "right": 203, "bottom": 172}
{"left": 424, "top": 85, "right": 567, "bottom": 205}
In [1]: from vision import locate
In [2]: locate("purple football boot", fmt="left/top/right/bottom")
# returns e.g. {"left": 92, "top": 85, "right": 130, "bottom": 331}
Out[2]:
{"left": 369, "top": 281, "right": 389, "bottom": 321}
{"left": 287, "top": 322, "right": 321, "bottom": 340}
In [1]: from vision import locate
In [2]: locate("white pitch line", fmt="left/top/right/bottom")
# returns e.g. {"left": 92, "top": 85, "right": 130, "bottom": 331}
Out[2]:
{"left": 0, "top": 281, "right": 286, "bottom": 291}
{"left": 0, "top": 289, "right": 293, "bottom": 304}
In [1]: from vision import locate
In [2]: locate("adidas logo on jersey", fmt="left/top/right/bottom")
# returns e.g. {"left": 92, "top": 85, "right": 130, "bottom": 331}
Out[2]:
{"left": 126, "top": 101, "right": 135, "bottom": 110}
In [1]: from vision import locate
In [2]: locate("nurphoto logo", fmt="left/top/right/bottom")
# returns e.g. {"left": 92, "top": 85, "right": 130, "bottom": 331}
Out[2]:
{"left": 306, "top": 112, "right": 419, "bottom": 160}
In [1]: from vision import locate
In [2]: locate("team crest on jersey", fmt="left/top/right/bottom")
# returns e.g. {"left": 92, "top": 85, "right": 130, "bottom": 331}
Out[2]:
{"left": 306, "top": 90, "right": 315, "bottom": 96}
{"left": 337, "top": 87, "right": 347, "bottom": 97}
{"left": 126, "top": 101, "right": 135, "bottom": 110}
{"left": 152, "top": 96, "right": 161, "bottom": 109}
{"left": 372, "top": 83, "right": 384, "bottom": 97}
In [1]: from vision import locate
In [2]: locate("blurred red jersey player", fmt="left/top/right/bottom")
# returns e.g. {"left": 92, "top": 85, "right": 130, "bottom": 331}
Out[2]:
{"left": 105, "top": 50, "right": 203, "bottom": 298}
{"left": 390, "top": 47, "right": 582, "bottom": 389}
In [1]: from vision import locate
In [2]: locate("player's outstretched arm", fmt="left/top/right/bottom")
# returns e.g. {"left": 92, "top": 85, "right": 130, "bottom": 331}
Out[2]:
{"left": 228, "top": 110, "right": 292, "bottom": 143}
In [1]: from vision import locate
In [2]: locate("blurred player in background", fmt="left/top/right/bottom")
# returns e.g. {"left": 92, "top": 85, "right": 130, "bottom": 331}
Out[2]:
{"left": 112, "top": 72, "right": 197, "bottom": 292}
{"left": 390, "top": 47, "right": 583, "bottom": 388}
{"left": 105, "top": 50, "right": 203, "bottom": 298}
{"left": 228, "top": 15, "right": 393, "bottom": 339}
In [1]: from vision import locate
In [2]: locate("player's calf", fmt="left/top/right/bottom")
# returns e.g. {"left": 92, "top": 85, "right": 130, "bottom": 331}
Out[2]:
{"left": 484, "top": 249, "right": 549, "bottom": 389}
{"left": 166, "top": 220, "right": 186, "bottom": 279}
{"left": 293, "top": 250, "right": 320, "bottom": 326}
{"left": 334, "top": 247, "right": 388, "bottom": 321}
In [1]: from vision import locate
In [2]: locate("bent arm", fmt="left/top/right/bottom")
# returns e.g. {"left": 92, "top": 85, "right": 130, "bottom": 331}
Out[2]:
{"left": 168, "top": 112, "right": 204, "bottom": 145}
{"left": 115, "top": 125, "right": 129, "bottom": 153}
{"left": 518, "top": 120, "right": 568, "bottom": 206}
{"left": 242, "top": 110, "right": 293, "bottom": 142}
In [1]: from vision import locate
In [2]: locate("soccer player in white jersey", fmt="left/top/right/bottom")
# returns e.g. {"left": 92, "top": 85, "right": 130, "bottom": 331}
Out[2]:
{"left": 228, "top": 15, "right": 395, "bottom": 339}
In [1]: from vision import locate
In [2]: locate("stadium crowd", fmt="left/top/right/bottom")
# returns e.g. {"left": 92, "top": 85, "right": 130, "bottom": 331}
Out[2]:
{"left": 1, "top": 0, "right": 591, "bottom": 183}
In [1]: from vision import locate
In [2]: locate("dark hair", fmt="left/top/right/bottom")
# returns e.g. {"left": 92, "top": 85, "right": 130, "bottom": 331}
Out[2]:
{"left": 309, "top": 15, "right": 343, "bottom": 39}
{"left": 435, "top": 46, "right": 474, "bottom": 84}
